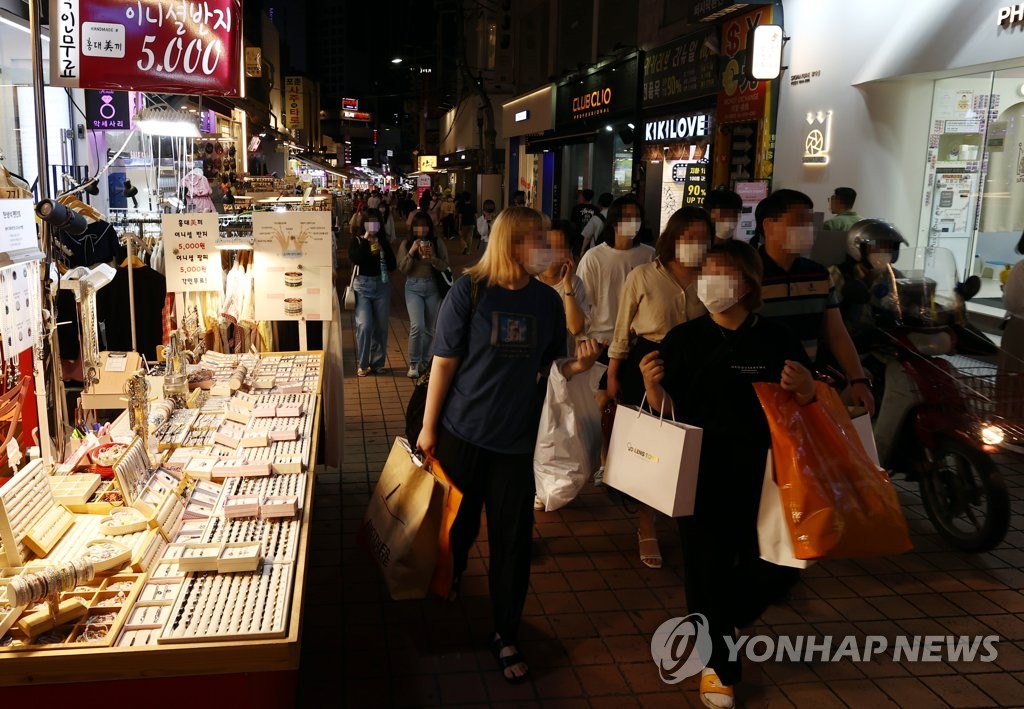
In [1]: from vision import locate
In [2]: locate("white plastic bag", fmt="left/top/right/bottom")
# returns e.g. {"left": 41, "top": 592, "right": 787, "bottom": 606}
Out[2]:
{"left": 757, "top": 451, "right": 814, "bottom": 569}
{"left": 533, "top": 360, "right": 605, "bottom": 511}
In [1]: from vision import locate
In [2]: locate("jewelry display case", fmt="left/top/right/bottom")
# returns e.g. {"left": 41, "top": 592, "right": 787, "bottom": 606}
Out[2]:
{"left": 0, "top": 351, "right": 325, "bottom": 703}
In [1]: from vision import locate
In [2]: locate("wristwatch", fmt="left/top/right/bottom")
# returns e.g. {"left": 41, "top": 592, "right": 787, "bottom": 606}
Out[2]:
{"left": 849, "top": 377, "right": 872, "bottom": 389}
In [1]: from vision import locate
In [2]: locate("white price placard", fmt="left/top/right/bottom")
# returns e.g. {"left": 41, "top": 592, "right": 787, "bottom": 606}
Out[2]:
{"left": 0, "top": 199, "right": 39, "bottom": 253}
{"left": 162, "top": 214, "right": 222, "bottom": 293}
{"left": 252, "top": 212, "right": 333, "bottom": 322}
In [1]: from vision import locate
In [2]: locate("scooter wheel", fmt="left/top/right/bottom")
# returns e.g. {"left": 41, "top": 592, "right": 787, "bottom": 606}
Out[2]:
{"left": 919, "top": 437, "right": 1010, "bottom": 552}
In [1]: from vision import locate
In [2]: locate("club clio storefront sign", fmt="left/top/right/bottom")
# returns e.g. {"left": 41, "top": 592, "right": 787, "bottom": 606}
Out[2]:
{"left": 49, "top": 0, "right": 242, "bottom": 96}
{"left": 556, "top": 55, "right": 638, "bottom": 127}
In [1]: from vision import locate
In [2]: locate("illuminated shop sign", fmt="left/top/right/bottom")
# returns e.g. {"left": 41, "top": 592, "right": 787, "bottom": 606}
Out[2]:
{"left": 514, "top": 110, "right": 530, "bottom": 122}
{"left": 556, "top": 55, "right": 638, "bottom": 127}
{"left": 644, "top": 113, "right": 710, "bottom": 142}
{"left": 998, "top": 4, "right": 1024, "bottom": 26}
{"left": 802, "top": 110, "right": 832, "bottom": 166}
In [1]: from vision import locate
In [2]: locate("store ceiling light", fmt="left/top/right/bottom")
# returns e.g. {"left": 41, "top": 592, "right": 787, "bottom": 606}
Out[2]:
{"left": 605, "top": 125, "right": 614, "bottom": 132}
{"left": 391, "top": 57, "right": 403, "bottom": 64}
{"left": 134, "top": 107, "right": 200, "bottom": 138}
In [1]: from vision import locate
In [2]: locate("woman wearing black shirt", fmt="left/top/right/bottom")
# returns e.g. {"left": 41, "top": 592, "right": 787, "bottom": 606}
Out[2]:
{"left": 348, "top": 208, "right": 397, "bottom": 376}
{"left": 640, "top": 240, "right": 815, "bottom": 709}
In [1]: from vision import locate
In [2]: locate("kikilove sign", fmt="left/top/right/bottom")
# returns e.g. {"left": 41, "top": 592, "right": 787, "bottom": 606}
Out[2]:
{"left": 49, "top": 0, "right": 242, "bottom": 96}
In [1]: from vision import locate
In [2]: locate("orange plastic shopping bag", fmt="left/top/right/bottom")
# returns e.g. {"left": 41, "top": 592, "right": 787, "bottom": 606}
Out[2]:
{"left": 427, "top": 454, "right": 463, "bottom": 599}
{"left": 753, "top": 382, "right": 912, "bottom": 560}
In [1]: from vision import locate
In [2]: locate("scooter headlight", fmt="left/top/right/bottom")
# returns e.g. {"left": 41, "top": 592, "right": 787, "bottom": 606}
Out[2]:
{"left": 981, "top": 424, "right": 1005, "bottom": 446}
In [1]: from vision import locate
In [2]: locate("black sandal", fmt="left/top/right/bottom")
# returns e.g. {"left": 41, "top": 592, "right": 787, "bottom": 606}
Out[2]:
{"left": 446, "top": 574, "right": 461, "bottom": 603}
{"left": 491, "top": 634, "right": 530, "bottom": 684}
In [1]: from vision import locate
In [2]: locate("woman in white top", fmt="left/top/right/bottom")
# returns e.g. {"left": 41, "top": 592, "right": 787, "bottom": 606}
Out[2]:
{"left": 606, "top": 207, "right": 712, "bottom": 567}
{"left": 999, "top": 231, "right": 1024, "bottom": 420}
{"left": 535, "top": 218, "right": 591, "bottom": 354}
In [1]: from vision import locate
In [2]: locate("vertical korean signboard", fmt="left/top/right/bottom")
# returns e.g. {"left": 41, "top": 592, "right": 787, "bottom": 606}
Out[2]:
{"left": 162, "top": 214, "right": 222, "bottom": 292}
{"left": 286, "top": 77, "right": 304, "bottom": 132}
{"left": 49, "top": 0, "right": 242, "bottom": 95}
{"left": 252, "top": 212, "right": 333, "bottom": 322}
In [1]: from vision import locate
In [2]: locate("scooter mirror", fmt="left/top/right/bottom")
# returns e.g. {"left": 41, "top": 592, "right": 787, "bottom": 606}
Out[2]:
{"left": 957, "top": 275, "right": 982, "bottom": 301}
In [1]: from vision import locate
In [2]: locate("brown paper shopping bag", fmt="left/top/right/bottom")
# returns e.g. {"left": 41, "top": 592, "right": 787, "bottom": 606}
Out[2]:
{"left": 362, "top": 438, "right": 462, "bottom": 600}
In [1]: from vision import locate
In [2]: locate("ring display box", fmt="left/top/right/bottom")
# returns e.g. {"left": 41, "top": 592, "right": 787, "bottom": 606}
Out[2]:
{"left": 24, "top": 506, "right": 75, "bottom": 557}
{"left": 177, "top": 543, "right": 223, "bottom": 573}
{"left": 48, "top": 474, "right": 102, "bottom": 507}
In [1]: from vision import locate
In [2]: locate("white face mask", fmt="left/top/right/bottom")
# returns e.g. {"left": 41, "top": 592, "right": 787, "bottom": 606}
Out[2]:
{"left": 525, "top": 248, "right": 554, "bottom": 275}
{"left": 618, "top": 219, "right": 641, "bottom": 238}
{"left": 715, "top": 220, "right": 738, "bottom": 240}
{"left": 867, "top": 251, "right": 893, "bottom": 270}
{"left": 697, "top": 274, "right": 743, "bottom": 314}
{"left": 783, "top": 225, "right": 814, "bottom": 256}
{"left": 364, "top": 222, "right": 381, "bottom": 234}
{"left": 675, "top": 242, "right": 707, "bottom": 268}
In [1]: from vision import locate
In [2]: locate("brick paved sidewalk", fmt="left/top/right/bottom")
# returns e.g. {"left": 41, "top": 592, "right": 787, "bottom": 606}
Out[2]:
{"left": 299, "top": 297, "right": 1024, "bottom": 707}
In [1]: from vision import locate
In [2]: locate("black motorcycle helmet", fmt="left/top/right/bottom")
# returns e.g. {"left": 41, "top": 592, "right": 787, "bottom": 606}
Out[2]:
{"left": 846, "top": 219, "right": 907, "bottom": 266}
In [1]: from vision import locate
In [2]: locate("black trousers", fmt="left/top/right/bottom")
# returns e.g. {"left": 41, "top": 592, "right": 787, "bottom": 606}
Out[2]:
{"left": 436, "top": 425, "right": 535, "bottom": 645}
{"left": 677, "top": 458, "right": 800, "bottom": 686}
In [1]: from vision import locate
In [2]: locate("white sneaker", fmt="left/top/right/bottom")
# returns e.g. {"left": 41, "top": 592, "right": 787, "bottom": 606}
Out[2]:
{"left": 533, "top": 496, "right": 545, "bottom": 511}
{"left": 407, "top": 366, "right": 419, "bottom": 378}
{"left": 593, "top": 466, "right": 605, "bottom": 486}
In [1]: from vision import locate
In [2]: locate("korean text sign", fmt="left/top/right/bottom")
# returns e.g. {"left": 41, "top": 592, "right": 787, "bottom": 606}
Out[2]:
{"left": 50, "top": 0, "right": 242, "bottom": 96}
{"left": 162, "top": 214, "right": 222, "bottom": 292}
{"left": 716, "top": 7, "right": 771, "bottom": 124}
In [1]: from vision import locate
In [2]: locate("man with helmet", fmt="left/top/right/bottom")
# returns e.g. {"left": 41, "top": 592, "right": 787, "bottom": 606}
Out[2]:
{"left": 829, "top": 219, "right": 907, "bottom": 349}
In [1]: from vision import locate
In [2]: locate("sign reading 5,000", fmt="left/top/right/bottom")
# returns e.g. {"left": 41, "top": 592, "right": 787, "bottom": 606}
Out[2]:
{"left": 49, "top": 0, "right": 242, "bottom": 96}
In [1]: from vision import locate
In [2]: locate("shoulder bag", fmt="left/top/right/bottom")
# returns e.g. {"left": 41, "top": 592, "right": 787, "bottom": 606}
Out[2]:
{"left": 343, "top": 265, "right": 359, "bottom": 311}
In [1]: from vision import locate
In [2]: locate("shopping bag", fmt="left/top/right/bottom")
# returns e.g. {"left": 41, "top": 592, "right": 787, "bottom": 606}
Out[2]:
{"left": 343, "top": 266, "right": 358, "bottom": 311}
{"left": 757, "top": 452, "right": 814, "bottom": 569}
{"left": 362, "top": 437, "right": 461, "bottom": 600}
{"left": 426, "top": 452, "right": 463, "bottom": 599}
{"left": 603, "top": 398, "right": 702, "bottom": 517}
{"left": 533, "top": 360, "right": 605, "bottom": 511}
{"left": 850, "top": 411, "right": 880, "bottom": 466}
{"left": 754, "top": 382, "right": 912, "bottom": 560}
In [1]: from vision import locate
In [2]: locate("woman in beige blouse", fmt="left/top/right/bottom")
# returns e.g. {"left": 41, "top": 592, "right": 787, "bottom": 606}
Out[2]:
{"left": 606, "top": 206, "right": 712, "bottom": 567}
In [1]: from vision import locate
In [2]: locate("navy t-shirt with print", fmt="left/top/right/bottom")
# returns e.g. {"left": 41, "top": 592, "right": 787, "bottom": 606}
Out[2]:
{"left": 433, "top": 275, "right": 567, "bottom": 454}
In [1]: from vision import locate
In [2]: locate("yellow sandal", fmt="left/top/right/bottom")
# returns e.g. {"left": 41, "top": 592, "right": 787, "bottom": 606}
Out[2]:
{"left": 699, "top": 671, "right": 734, "bottom": 709}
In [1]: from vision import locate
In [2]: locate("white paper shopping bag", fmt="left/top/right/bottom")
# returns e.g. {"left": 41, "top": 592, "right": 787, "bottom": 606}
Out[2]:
{"left": 757, "top": 452, "right": 814, "bottom": 569}
{"left": 603, "top": 403, "right": 702, "bottom": 517}
{"left": 850, "top": 413, "right": 880, "bottom": 466}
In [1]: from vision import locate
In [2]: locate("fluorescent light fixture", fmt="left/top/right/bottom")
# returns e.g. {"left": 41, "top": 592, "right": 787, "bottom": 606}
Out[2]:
{"left": 134, "top": 107, "right": 200, "bottom": 137}
{"left": 514, "top": 110, "right": 529, "bottom": 122}
{"left": 0, "top": 16, "right": 49, "bottom": 41}
{"left": 627, "top": 122, "right": 635, "bottom": 129}
{"left": 605, "top": 125, "right": 614, "bottom": 132}
{"left": 750, "top": 24, "right": 784, "bottom": 80}
{"left": 391, "top": 57, "right": 403, "bottom": 64}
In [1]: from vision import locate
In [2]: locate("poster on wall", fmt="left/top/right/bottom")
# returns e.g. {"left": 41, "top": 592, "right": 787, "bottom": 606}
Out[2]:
{"left": 162, "top": 214, "right": 222, "bottom": 292}
{"left": 642, "top": 28, "right": 719, "bottom": 108}
{"left": 49, "top": 0, "right": 242, "bottom": 95}
{"left": 735, "top": 181, "right": 769, "bottom": 242}
{"left": 0, "top": 199, "right": 40, "bottom": 253}
{"left": 252, "top": 212, "right": 332, "bottom": 322}
{"left": 0, "top": 260, "right": 41, "bottom": 357}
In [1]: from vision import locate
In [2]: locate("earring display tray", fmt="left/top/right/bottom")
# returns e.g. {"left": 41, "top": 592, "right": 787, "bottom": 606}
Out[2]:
{"left": 23, "top": 505, "right": 75, "bottom": 557}
{"left": 246, "top": 353, "right": 323, "bottom": 395}
{"left": 112, "top": 437, "right": 152, "bottom": 506}
{"left": 0, "top": 460, "right": 60, "bottom": 566}
{"left": 48, "top": 474, "right": 102, "bottom": 507}
{"left": 28, "top": 513, "right": 157, "bottom": 573}
{"left": 222, "top": 474, "right": 307, "bottom": 514}
{"left": 157, "top": 562, "right": 293, "bottom": 644}
{"left": 0, "top": 572, "right": 144, "bottom": 651}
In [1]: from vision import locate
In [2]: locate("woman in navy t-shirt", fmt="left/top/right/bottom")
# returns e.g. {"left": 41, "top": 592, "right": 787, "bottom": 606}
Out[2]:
{"left": 418, "top": 206, "right": 603, "bottom": 684}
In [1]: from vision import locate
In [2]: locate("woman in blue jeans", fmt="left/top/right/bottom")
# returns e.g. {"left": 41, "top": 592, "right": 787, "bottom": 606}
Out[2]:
{"left": 348, "top": 208, "right": 397, "bottom": 376}
{"left": 397, "top": 212, "right": 450, "bottom": 378}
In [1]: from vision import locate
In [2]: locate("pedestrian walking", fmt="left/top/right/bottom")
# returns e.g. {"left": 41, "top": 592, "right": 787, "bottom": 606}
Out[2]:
{"left": 348, "top": 208, "right": 397, "bottom": 376}
{"left": 640, "top": 240, "right": 814, "bottom": 709}
{"left": 416, "top": 206, "right": 603, "bottom": 685}
{"left": 606, "top": 206, "right": 711, "bottom": 567}
{"left": 397, "top": 212, "right": 449, "bottom": 378}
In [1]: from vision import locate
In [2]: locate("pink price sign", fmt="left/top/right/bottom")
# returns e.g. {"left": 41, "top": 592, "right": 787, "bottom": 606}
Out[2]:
{"left": 49, "top": 0, "right": 242, "bottom": 96}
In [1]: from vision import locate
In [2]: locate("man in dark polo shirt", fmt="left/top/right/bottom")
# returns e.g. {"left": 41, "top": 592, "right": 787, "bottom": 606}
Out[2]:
{"left": 755, "top": 189, "right": 875, "bottom": 415}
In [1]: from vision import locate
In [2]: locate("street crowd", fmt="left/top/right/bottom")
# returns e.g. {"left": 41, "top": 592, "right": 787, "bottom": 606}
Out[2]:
{"left": 344, "top": 183, "right": 1024, "bottom": 708}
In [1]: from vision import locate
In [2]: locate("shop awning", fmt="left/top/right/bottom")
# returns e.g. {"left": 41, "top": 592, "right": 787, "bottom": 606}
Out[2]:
{"left": 292, "top": 154, "right": 347, "bottom": 179}
{"left": 525, "top": 129, "right": 599, "bottom": 153}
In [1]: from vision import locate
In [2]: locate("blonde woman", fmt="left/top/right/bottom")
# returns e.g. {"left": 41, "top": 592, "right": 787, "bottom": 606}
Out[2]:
{"left": 417, "top": 206, "right": 603, "bottom": 684}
